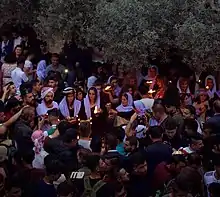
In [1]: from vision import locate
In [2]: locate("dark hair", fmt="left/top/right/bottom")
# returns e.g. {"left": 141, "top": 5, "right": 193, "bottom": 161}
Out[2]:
{"left": 185, "top": 105, "right": 196, "bottom": 115}
{"left": 85, "top": 155, "right": 100, "bottom": 172}
{"left": 165, "top": 117, "right": 177, "bottom": 130}
{"left": 148, "top": 126, "right": 164, "bottom": 139}
{"left": 47, "top": 108, "right": 60, "bottom": 117}
{"left": 62, "top": 128, "right": 78, "bottom": 143}
{"left": 78, "top": 148, "right": 92, "bottom": 165}
{"left": 45, "top": 74, "right": 58, "bottom": 83}
{"left": 31, "top": 79, "right": 40, "bottom": 86}
{"left": 130, "top": 152, "right": 146, "bottom": 166}
{"left": 88, "top": 87, "right": 98, "bottom": 102}
{"left": 184, "top": 119, "right": 198, "bottom": 136}
{"left": 187, "top": 153, "right": 201, "bottom": 167}
{"left": 14, "top": 44, "right": 23, "bottom": 50}
{"left": 79, "top": 121, "right": 91, "bottom": 138}
{"left": 94, "top": 79, "right": 104, "bottom": 87}
{"left": 113, "top": 127, "right": 125, "bottom": 142}
{"left": 167, "top": 154, "right": 186, "bottom": 165}
{"left": 4, "top": 53, "right": 17, "bottom": 64}
{"left": 44, "top": 154, "right": 63, "bottom": 175}
{"left": 121, "top": 93, "right": 129, "bottom": 100}
{"left": 21, "top": 150, "right": 35, "bottom": 164}
{"left": 105, "top": 133, "right": 118, "bottom": 150}
{"left": 126, "top": 136, "right": 138, "bottom": 147}
{"left": 57, "top": 121, "right": 72, "bottom": 136}
{"left": 17, "top": 56, "right": 26, "bottom": 65}
{"left": 90, "top": 136, "right": 102, "bottom": 153}
{"left": 51, "top": 53, "right": 59, "bottom": 59}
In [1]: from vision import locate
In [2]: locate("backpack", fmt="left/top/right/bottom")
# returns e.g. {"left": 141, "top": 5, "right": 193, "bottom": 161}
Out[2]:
{"left": 81, "top": 177, "right": 106, "bottom": 197}
{"left": 0, "top": 139, "right": 16, "bottom": 163}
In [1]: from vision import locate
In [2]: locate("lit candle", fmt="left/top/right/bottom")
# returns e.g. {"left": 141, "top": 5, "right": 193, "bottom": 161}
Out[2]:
{"left": 64, "top": 69, "right": 68, "bottom": 73}
{"left": 198, "top": 80, "right": 201, "bottom": 83}
{"left": 105, "top": 86, "right": 112, "bottom": 91}
{"left": 168, "top": 80, "right": 172, "bottom": 84}
{"left": 146, "top": 81, "right": 153, "bottom": 84}
{"left": 206, "top": 86, "right": 209, "bottom": 90}
{"left": 94, "top": 106, "right": 98, "bottom": 114}
{"left": 148, "top": 89, "right": 156, "bottom": 94}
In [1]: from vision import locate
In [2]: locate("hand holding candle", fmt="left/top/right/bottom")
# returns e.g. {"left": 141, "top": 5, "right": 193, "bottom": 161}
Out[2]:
{"left": 148, "top": 89, "right": 156, "bottom": 94}
{"left": 94, "top": 106, "right": 98, "bottom": 114}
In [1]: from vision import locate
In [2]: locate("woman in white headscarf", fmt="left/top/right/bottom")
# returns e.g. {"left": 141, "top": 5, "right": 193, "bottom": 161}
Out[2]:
{"left": 79, "top": 87, "right": 103, "bottom": 136}
{"left": 205, "top": 75, "right": 217, "bottom": 99}
{"left": 59, "top": 87, "right": 81, "bottom": 120}
{"left": 116, "top": 92, "right": 134, "bottom": 120}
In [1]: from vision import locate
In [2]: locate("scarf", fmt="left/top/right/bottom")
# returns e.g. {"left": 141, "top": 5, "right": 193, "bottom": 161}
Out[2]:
{"left": 177, "top": 79, "right": 191, "bottom": 94}
{"left": 134, "top": 100, "right": 146, "bottom": 115}
{"left": 84, "top": 88, "right": 100, "bottom": 119}
{"left": 59, "top": 97, "right": 81, "bottom": 118}
{"left": 116, "top": 92, "right": 134, "bottom": 112}
{"left": 205, "top": 75, "right": 216, "bottom": 99}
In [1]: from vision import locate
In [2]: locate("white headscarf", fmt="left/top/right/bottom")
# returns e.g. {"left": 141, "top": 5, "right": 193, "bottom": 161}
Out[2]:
{"left": 41, "top": 87, "right": 54, "bottom": 99}
{"left": 84, "top": 87, "right": 100, "bottom": 119}
{"left": 177, "top": 79, "right": 191, "bottom": 94}
{"left": 205, "top": 75, "right": 216, "bottom": 99}
{"left": 59, "top": 97, "right": 81, "bottom": 118}
{"left": 116, "top": 92, "right": 134, "bottom": 112}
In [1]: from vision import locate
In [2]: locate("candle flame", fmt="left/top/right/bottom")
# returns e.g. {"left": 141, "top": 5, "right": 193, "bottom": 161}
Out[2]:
{"left": 64, "top": 69, "right": 68, "bottom": 73}
{"left": 148, "top": 89, "right": 156, "bottom": 94}
{"left": 206, "top": 86, "right": 209, "bottom": 90}
{"left": 146, "top": 81, "right": 153, "bottom": 84}
{"left": 105, "top": 86, "right": 112, "bottom": 91}
{"left": 94, "top": 106, "right": 98, "bottom": 114}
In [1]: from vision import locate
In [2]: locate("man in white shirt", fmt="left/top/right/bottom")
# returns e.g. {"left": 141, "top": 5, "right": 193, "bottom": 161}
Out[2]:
{"left": 204, "top": 156, "right": 220, "bottom": 197}
{"left": 11, "top": 57, "right": 28, "bottom": 94}
{"left": 24, "top": 51, "right": 35, "bottom": 80}
{"left": 12, "top": 29, "right": 22, "bottom": 50}
{"left": 36, "top": 87, "right": 59, "bottom": 116}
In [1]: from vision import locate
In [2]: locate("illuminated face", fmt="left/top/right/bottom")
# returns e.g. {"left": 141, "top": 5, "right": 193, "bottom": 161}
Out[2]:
{"left": 48, "top": 80, "right": 57, "bottom": 88}
{"left": 9, "top": 84, "right": 16, "bottom": 95}
{"left": 165, "top": 129, "right": 176, "bottom": 140}
{"left": 44, "top": 92, "right": 54, "bottom": 104}
{"left": 199, "top": 93, "right": 207, "bottom": 102}
{"left": 180, "top": 80, "right": 188, "bottom": 92}
{"left": 89, "top": 89, "right": 96, "bottom": 102}
{"left": 77, "top": 91, "right": 83, "bottom": 101}
{"left": 121, "top": 95, "right": 128, "bottom": 107}
{"left": 51, "top": 57, "right": 59, "bottom": 66}
{"left": 206, "top": 79, "right": 214, "bottom": 90}
{"left": 15, "top": 47, "right": 22, "bottom": 56}
{"left": 24, "top": 93, "right": 35, "bottom": 106}
{"left": 66, "top": 93, "right": 74, "bottom": 104}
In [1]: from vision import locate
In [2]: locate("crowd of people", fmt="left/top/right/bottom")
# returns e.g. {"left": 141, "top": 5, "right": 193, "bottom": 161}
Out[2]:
{"left": 0, "top": 25, "right": 220, "bottom": 197}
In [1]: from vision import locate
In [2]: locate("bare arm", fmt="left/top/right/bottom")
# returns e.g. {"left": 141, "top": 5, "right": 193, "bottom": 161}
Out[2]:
{"left": 125, "top": 113, "right": 138, "bottom": 137}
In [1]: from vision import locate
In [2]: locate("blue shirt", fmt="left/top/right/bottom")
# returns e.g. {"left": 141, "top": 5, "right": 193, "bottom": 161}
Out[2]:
{"left": 116, "top": 143, "right": 126, "bottom": 156}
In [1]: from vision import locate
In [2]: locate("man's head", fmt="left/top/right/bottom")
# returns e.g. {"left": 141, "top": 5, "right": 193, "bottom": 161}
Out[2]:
{"left": 189, "top": 134, "right": 204, "bottom": 152}
{"left": 124, "top": 136, "right": 138, "bottom": 153}
{"left": 148, "top": 126, "right": 163, "bottom": 142}
{"left": 44, "top": 154, "right": 63, "bottom": 182}
{"left": 14, "top": 45, "right": 23, "bottom": 57}
{"left": 184, "top": 119, "right": 198, "bottom": 138}
{"left": 31, "top": 79, "right": 42, "bottom": 93}
{"left": 166, "top": 154, "right": 186, "bottom": 174}
{"left": 51, "top": 53, "right": 59, "bottom": 67}
{"left": 40, "top": 41, "right": 48, "bottom": 52}
{"left": 48, "top": 108, "right": 60, "bottom": 125}
{"left": 181, "top": 105, "right": 196, "bottom": 119}
{"left": 5, "top": 82, "right": 16, "bottom": 96}
{"left": 129, "top": 152, "right": 147, "bottom": 176}
{"left": 165, "top": 117, "right": 177, "bottom": 140}
{"left": 41, "top": 87, "right": 54, "bottom": 105}
{"left": 20, "top": 106, "right": 35, "bottom": 128}
{"left": 45, "top": 75, "right": 58, "bottom": 89}
{"left": 104, "top": 133, "right": 118, "bottom": 151}
{"left": 62, "top": 128, "right": 78, "bottom": 147}
{"left": 79, "top": 120, "right": 91, "bottom": 138}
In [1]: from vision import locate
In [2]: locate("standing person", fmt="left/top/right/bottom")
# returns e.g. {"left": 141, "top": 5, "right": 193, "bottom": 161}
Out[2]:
{"left": 38, "top": 41, "right": 51, "bottom": 65}
{"left": 45, "top": 53, "right": 66, "bottom": 80}
{"left": 12, "top": 28, "right": 22, "bottom": 50}
{"left": 36, "top": 87, "right": 59, "bottom": 116}
{"left": 11, "top": 57, "right": 28, "bottom": 94}
{"left": 0, "top": 32, "right": 13, "bottom": 63}
{"left": 205, "top": 75, "right": 217, "bottom": 99}
{"left": 0, "top": 54, "right": 17, "bottom": 86}
{"left": 24, "top": 51, "right": 36, "bottom": 80}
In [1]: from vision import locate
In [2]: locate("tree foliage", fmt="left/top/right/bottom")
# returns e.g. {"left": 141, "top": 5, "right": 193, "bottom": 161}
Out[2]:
{"left": 2, "top": 0, "right": 220, "bottom": 71}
